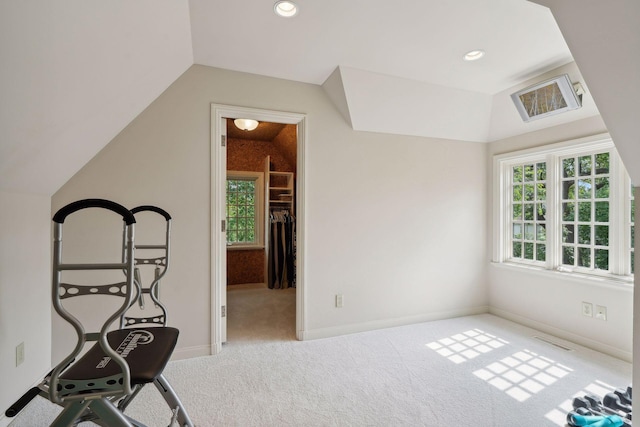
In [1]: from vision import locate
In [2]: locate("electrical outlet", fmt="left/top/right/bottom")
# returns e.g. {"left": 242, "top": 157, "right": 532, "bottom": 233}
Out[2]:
{"left": 595, "top": 305, "right": 607, "bottom": 321}
{"left": 335, "top": 294, "right": 343, "bottom": 308}
{"left": 582, "top": 302, "right": 593, "bottom": 317}
{"left": 16, "top": 342, "right": 24, "bottom": 366}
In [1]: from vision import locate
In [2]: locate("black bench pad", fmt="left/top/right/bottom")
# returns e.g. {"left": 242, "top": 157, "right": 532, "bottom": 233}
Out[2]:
{"left": 61, "top": 327, "right": 179, "bottom": 385}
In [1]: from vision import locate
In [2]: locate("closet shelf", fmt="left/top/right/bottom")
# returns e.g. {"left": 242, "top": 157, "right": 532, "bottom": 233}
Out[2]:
{"left": 264, "top": 156, "right": 294, "bottom": 215}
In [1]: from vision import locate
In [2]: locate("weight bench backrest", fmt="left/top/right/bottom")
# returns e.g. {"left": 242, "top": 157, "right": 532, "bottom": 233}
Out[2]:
{"left": 120, "top": 205, "right": 172, "bottom": 328}
{"left": 50, "top": 199, "right": 138, "bottom": 404}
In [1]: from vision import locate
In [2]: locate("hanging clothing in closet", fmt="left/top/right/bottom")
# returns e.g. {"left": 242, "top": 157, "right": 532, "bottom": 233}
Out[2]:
{"left": 268, "top": 210, "right": 296, "bottom": 289}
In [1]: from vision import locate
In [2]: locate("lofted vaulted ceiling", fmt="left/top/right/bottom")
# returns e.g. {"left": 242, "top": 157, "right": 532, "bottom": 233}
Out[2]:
{"left": 0, "top": 0, "right": 611, "bottom": 195}
{"left": 191, "top": 0, "right": 602, "bottom": 142}
{"left": 192, "top": 0, "right": 570, "bottom": 93}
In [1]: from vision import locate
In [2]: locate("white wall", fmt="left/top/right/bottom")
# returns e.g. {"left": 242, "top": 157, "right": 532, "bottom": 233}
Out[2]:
{"left": 52, "top": 65, "right": 489, "bottom": 358}
{"left": 0, "top": 0, "right": 193, "bottom": 195}
{"left": 0, "top": 191, "right": 51, "bottom": 421}
{"left": 487, "top": 115, "right": 633, "bottom": 361}
{"left": 304, "top": 129, "right": 489, "bottom": 338}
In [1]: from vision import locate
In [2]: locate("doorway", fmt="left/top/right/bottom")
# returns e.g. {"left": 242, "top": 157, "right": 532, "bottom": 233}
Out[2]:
{"left": 210, "top": 104, "right": 306, "bottom": 354}
{"left": 226, "top": 119, "right": 297, "bottom": 341}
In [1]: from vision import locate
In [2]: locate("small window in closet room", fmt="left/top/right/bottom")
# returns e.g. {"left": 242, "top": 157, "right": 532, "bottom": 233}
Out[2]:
{"left": 226, "top": 171, "right": 264, "bottom": 249}
{"left": 225, "top": 118, "right": 298, "bottom": 337}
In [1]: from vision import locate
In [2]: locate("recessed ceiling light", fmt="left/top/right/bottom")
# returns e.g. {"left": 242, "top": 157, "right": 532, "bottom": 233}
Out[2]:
{"left": 463, "top": 50, "right": 485, "bottom": 61}
{"left": 274, "top": 1, "right": 298, "bottom": 18}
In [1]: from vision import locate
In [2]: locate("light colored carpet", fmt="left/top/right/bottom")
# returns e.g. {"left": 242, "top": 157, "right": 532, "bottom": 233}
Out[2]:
{"left": 7, "top": 285, "right": 631, "bottom": 426}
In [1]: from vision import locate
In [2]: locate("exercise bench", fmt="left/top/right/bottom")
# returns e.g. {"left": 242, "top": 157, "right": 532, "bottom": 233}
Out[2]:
{"left": 5, "top": 199, "right": 194, "bottom": 427}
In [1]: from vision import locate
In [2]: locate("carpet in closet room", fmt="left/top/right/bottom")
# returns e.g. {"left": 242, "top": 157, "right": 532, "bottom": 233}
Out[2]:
{"left": 7, "top": 287, "right": 630, "bottom": 427}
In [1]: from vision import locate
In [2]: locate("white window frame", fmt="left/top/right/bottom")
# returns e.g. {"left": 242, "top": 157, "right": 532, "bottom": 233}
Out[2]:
{"left": 508, "top": 160, "right": 548, "bottom": 265}
{"left": 226, "top": 171, "right": 264, "bottom": 250}
{"left": 493, "top": 133, "right": 633, "bottom": 282}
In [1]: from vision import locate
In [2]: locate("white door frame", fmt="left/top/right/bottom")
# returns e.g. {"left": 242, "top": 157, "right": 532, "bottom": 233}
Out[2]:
{"left": 210, "top": 103, "right": 307, "bottom": 354}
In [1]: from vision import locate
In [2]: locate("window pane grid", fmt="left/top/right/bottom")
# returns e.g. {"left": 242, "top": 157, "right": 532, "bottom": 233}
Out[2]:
{"left": 510, "top": 162, "right": 546, "bottom": 262}
{"left": 227, "top": 178, "right": 257, "bottom": 244}
{"left": 560, "top": 152, "right": 610, "bottom": 271}
{"left": 497, "top": 138, "right": 633, "bottom": 282}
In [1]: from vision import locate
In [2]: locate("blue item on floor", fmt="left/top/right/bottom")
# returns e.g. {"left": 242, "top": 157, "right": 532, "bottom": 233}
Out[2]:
{"left": 570, "top": 413, "right": 624, "bottom": 427}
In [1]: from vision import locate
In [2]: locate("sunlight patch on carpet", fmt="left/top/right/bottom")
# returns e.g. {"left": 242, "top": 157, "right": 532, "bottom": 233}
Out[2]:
{"left": 473, "top": 349, "right": 573, "bottom": 402}
{"left": 426, "top": 329, "right": 508, "bottom": 364}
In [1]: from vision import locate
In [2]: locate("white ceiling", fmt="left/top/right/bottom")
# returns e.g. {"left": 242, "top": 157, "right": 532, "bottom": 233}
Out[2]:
{"left": 190, "top": 0, "right": 572, "bottom": 94}
{"left": 1, "top": 0, "right": 606, "bottom": 195}
{"left": 190, "top": 0, "right": 599, "bottom": 142}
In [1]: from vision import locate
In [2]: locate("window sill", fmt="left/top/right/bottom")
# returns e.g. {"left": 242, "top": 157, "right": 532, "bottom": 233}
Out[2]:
{"left": 491, "top": 261, "right": 634, "bottom": 291}
{"left": 227, "top": 244, "right": 265, "bottom": 251}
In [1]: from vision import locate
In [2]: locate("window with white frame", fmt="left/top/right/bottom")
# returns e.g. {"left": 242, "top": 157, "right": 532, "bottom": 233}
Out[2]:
{"left": 559, "top": 152, "right": 611, "bottom": 271}
{"left": 494, "top": 135, "right": 634, "bottom": 281}
{"left": 226, "top": 171, "right": 264, "bottom": 249}
{"left": 510, "top": 161, "right": 547, "bottom": 262}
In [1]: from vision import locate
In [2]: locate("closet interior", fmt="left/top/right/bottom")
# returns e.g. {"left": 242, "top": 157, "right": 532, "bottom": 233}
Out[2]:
{"left": 265, "top": 156, "right": 296, "bottom": 288}
{"left": 226, "top": 119, "right": 297, "bottom": 290}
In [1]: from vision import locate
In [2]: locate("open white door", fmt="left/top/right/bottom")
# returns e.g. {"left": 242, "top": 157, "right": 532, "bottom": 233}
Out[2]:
{"left": 211, "top": 104, "right": 307, "bottom": 354}
{"left": 212, "top": 112, "right": 227, "bottom": 349}
{"left": 220, "top": 122, "right": 228, "bottom": 343}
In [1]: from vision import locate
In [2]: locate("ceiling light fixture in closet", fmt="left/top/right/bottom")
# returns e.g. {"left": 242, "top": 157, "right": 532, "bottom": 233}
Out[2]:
{"left": 274, "top": 1, "right": 298, "bottom": 17}
{"left": 234, "top": 119, "right": 259, "bottom": 131}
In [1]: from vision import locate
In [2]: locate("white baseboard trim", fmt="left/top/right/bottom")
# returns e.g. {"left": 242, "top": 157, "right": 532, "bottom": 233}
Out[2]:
{"left": 490, "top": 307, "right": 632, "bottom": 363}
{"left": 300, "top": 306, "right": 490, "bottom": 341}
{"left": 171, "top": 345, "right": 212, "bottom": 361}
{"left": 1, "top": 367, "right": 51, "bottom": 427}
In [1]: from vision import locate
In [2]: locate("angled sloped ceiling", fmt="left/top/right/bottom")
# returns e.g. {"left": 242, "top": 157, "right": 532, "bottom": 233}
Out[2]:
{"left": 322, "top": 63, "right": 599, "bottom": 143}
{"left": 322, "top": 68, "right": 353, "bottom": 129}
{"left": 531, "top": 0, "right": 640, "bottom": 184}
{"left": 0, "top": 0, "right": 193, "bottom": 195}
{"left": 323, "top": 67, "right": 493, "bottom": 142}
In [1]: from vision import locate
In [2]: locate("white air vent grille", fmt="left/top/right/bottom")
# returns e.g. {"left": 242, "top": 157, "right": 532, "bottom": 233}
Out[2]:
{"left": 532, "top": 335, "right": 573, "bottom": 351}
